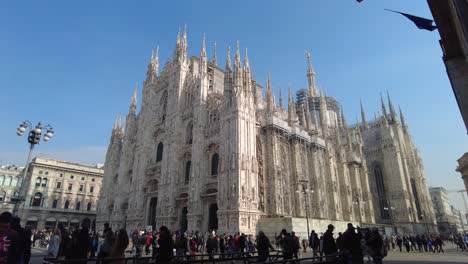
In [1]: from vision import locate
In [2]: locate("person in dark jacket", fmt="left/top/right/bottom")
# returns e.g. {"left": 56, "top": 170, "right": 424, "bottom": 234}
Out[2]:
{"left": 219, "top": 234, "right": 226, "bottom": 258}
{"left": 291, "top": 232, "right": 300, "bottom": 259}
{"left": 0, "top": 212, "right": 19, "bottom": 264}
{"left": 76, "top": 227, "right": 91, "bottom": 259}
{"left": 341, "top": 224, "right": 363, "bottom": 264}
{"left": 238, "top": 233, "right": 246, "bottom": 256}
{"left": 322, "top": 224, "right": 337, "bottom": 256}
{"left": 256, "top": 231, "right": 274, "bottom": 262}
{"left": 336, "top": 232, "right": 343, "bottom": 252}
{"left": 279, "top": 229, "right": 294, "bottom": 260}
{"left": 206, "top": 234, "right": 218, "bottom": 260}
{"left": 367, "top": 228, "right": 383, "bottom": 264}
{"left": 10, "top": 216, "right": 31, "bottom": 264}
{"left": 157, "top": 226, "right": 174, "bottom": 262}
{"left": 309, "top": 230, "right": 319, "bottom": 257}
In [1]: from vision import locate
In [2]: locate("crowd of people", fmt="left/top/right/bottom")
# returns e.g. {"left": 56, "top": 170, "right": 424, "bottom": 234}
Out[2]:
{"left": 2, "top": 210, "right": 468, "bottom": 264}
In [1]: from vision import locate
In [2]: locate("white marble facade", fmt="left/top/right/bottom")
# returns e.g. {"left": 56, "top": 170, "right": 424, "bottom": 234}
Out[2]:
{"left": 97, "top": 29, "right": 435, "bottom": 235}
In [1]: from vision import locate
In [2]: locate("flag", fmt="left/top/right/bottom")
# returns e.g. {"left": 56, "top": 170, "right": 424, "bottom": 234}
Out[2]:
{"left": 384, "top": 9, "right": 437, "bottom": 31}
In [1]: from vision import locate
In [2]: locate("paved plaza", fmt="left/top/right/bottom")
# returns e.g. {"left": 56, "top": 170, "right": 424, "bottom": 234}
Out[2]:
{"left": 31, "top": 244, "right": 468, "bottom": 264}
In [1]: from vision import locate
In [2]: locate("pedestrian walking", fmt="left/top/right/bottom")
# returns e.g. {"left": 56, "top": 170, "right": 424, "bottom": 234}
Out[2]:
{"left": 45, "top": 229, "right": 61, "bottom": 259}
{"left": 341, "top": 223, "right": 363, "bottom": 264}
{"left": 256, "top": 231, "right": 274, "bottom": 262}
{"left": 109, "top": 229, "right": 129, "bottom": 264}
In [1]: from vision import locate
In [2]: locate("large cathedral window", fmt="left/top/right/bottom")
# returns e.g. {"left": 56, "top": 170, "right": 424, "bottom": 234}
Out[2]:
{"left": 185, "top": 161, "right": 191, "bottom": 183}
{"left": 410, "top": 179, "right": 423, "bottom": 220}
{"left": 211, "top": 153, "right": 219, "bottom": 176}
{"left": 374, "top": 165, "right": 390, "bottom": 220}
{"left": 160, "top": 91, "right": 168, "bottom": 122}
{"left": 186, "top": 122, "right": 193, "bottom": 145}
{"left": 156, "top": 142, "right": 164, "bottom": 162}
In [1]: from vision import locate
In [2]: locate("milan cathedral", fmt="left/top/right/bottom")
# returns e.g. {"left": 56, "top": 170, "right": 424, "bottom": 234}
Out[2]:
{"left": 97, "top": 28, "right": 436, "bottom": 236}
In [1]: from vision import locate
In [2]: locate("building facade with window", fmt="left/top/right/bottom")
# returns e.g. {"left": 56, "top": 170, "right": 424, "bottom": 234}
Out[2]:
{"left": 429, "top": 187, "right": 458, "bottom": 235}
{"left": 0, "top": 165, "right": 23, "bottom": 212}
{"left": 97, "top": 30, "right": 435, "bottom": 235}
{"left": 15, "top": 157, "right": 103, "bottom": 230}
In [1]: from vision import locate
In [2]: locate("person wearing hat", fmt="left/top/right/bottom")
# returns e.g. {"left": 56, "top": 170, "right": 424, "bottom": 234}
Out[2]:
{"left": 322, "top": 224, "right": 337, "bottom": 259}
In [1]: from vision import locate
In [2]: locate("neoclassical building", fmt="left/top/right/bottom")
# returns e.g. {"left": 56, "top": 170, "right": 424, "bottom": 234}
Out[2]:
{"left": 0, "top": 165, "right": 23, "bottom": 212}
{"left": 7, "top": 157, "right": 104, "bottom": 230}
{"left": 97, "top": 29, "right": 435, "bottom": 235}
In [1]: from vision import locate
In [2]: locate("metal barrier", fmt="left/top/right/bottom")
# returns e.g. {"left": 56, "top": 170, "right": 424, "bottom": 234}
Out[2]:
{"left": 42, "top": 252, "right": 345, "bottom": 264}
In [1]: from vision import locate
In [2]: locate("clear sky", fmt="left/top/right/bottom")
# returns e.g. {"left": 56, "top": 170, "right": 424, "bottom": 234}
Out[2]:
{"left": 1, "top": 0, "right": 467, "bottom": 212}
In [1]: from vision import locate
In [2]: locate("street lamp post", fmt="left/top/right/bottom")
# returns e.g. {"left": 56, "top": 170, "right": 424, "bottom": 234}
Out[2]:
{"left": 296, "top": 180, "right": 313, "bottom": 237}
{"left": 11, "top": 121, "right": 54, "bottom": 215}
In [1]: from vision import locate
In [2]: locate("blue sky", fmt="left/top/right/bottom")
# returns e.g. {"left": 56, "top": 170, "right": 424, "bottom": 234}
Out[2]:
{"left": 1, "top": 0, "right": 467, "bottom": 211}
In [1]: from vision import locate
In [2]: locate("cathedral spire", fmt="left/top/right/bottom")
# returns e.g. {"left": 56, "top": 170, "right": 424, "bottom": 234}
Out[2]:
{"left": 129, "top": 82, "right": 137, "bottom": 115}
{"left": 288, "top": 85, "right": 297, "bottom": 126}
{"left": 387, "top": 91, "right": 397, "bottom": 121}
{"left": 305, "top": 100, "right": 312, "bottom": 130}
{"left": 113, "top": 114, "right": 120, "bottom": 130}
{"left": 225, "top": 46, "right": 232, "bottom": 72}
{"left": 341, "top": 107, "right": 348, "bottom": 128}
{"left": 360, "top": 99, "right": 367, "bottom": 128}
{"left": 200, "top": 34, "right": 207, "bottom": 76}
{"left": 306, "top": 50, "right": 318, "bottom": 97}
{"left": 213, "top": 41, "right": 217, "bottom": 66}
{"left": 233, "top": 41, "right": 243, "bottom": 92}
{"left": 244, "top": 48, "right": 250, "bottom": 72}
{"left": 399, "top": 104, "right": 407, "bottom": 128}
{"left": 313, "top": 105, "right": 320, "bottom": 132}
{"left": 380, "top": 93, "right": 388, "bottom": 118}
{"left": 299, "top": 104, "right": 307, "bottom": 128}
{"left": 174, "top": 27, "right": 181, "bottom": 58}
{"left": 201, "top": 33, "right": 207, "bottom": 59}
{"left": 266, "top": 72, "right": 275, "bottom": 112}
{"left": 279, "top": 89, "right": 284, "bottom": 110}
{"left": 146, "top": 46, "right": 159, "bottom": 83}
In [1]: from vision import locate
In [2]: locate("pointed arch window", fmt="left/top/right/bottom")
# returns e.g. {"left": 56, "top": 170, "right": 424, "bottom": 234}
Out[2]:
{"left": 160, "top": 91, "right": 168, "bottom": 122}
{"left": 0, "top": 175, "right": 4, "bottom": 185}
{"left": 156, "top": 142, "right": 164, "bottom": 162}
{"left": 410, "top": 179, "right": 423, "bottom": 220}
{"left": 35, "top": 177, "right": 41, "bottom": 187}
{"left": 211, "top": 153, "right": 219, "bottom": 176}
{"left": 87, "top": 202, "right": 92, "bottom": 211}
{"left": 31, "top": 192, "right": 43, "bottom": 207}
{"left": 185, "top": 161, "right": 191, "bottom": 183}
{"left": 64, "top": 200, "right": 70, "bottom": 209}
{"left": 374, "top": 165, "right": 390, "bottom": 220}
{"left": 186, "top": 122, "right": 193, "bottom": 144}
{"left": 76, "top": 201, "right": 81, "bottom": 211}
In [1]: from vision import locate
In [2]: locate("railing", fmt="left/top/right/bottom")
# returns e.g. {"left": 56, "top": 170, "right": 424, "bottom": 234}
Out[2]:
{"left": 42, "top": 251, "right": 346, "bottom": 264}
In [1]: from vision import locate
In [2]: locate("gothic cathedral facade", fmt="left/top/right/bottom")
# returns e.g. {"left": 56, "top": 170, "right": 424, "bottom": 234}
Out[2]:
{"left": 97, "top": 29, "right": 436, "bottom": 235}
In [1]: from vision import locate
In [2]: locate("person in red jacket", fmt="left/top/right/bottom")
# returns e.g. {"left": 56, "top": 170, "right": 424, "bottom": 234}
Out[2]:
{"left": 145, "top": 232, "right": 152, "bottom": 255}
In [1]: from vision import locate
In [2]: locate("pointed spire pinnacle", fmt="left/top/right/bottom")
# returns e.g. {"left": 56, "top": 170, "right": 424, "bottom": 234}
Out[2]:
{"left": 266, "top": 72, "right": 275, "bottom": 111}
{"left": 341, "top": 107, "right": 348, "bottom": 128}
{"left": 201, "top": 33, "right": 207, "bottom": 58}
{"left": 176, "top": 27, "right": 181, "bottom": 45}
{"left": 387, "top": 90, "right": 397, "bottom": 119}
{"left": 300, "top": 104, "right": 307, "bottom": 128}
{"left": 360, "top": 99, "right": 367, "bottom": 128}
{"left": 288, "top": 85, "right": 297, "bottom": 125}
{"left": 129, "top": 82, "right": 138, "bottom": 115}
{"left": 306, "top": 50, "right": 318, "bottom": 97}
{"left": 113, "top": 114, "right": 120, "bottom": 130}
{"left": 182, "top": 24, "right": 187, "bottom": 43}
{"left": 305, "top": 100, "right": 312, "bottom": 130}
{"left": 399, "top": 104, "right": 407, "bottom": 127}
{"left": 279, "top": 89, "right": 284, "bottom": 110}
{"left": 313, "top": 105, "right": 320, "bottom": 131}
{"left": 380, "top": 93, "right": 388, "bottom": 118}
{"left": 225, "top": 46, "right": 232, "bottom": 71}
{"left": 234, "top": 40, "right": 242, "bottom": 72}
{"left": 244, "top": 48, "right": 250, "bottom": 70}
{"left": 213, "top": 41, "right": 217, "bottom": 66}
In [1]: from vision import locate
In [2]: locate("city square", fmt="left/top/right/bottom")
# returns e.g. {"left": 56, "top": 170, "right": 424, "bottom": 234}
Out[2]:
{"left": 1, "top": 0, "right": 468, "bottom": 263}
